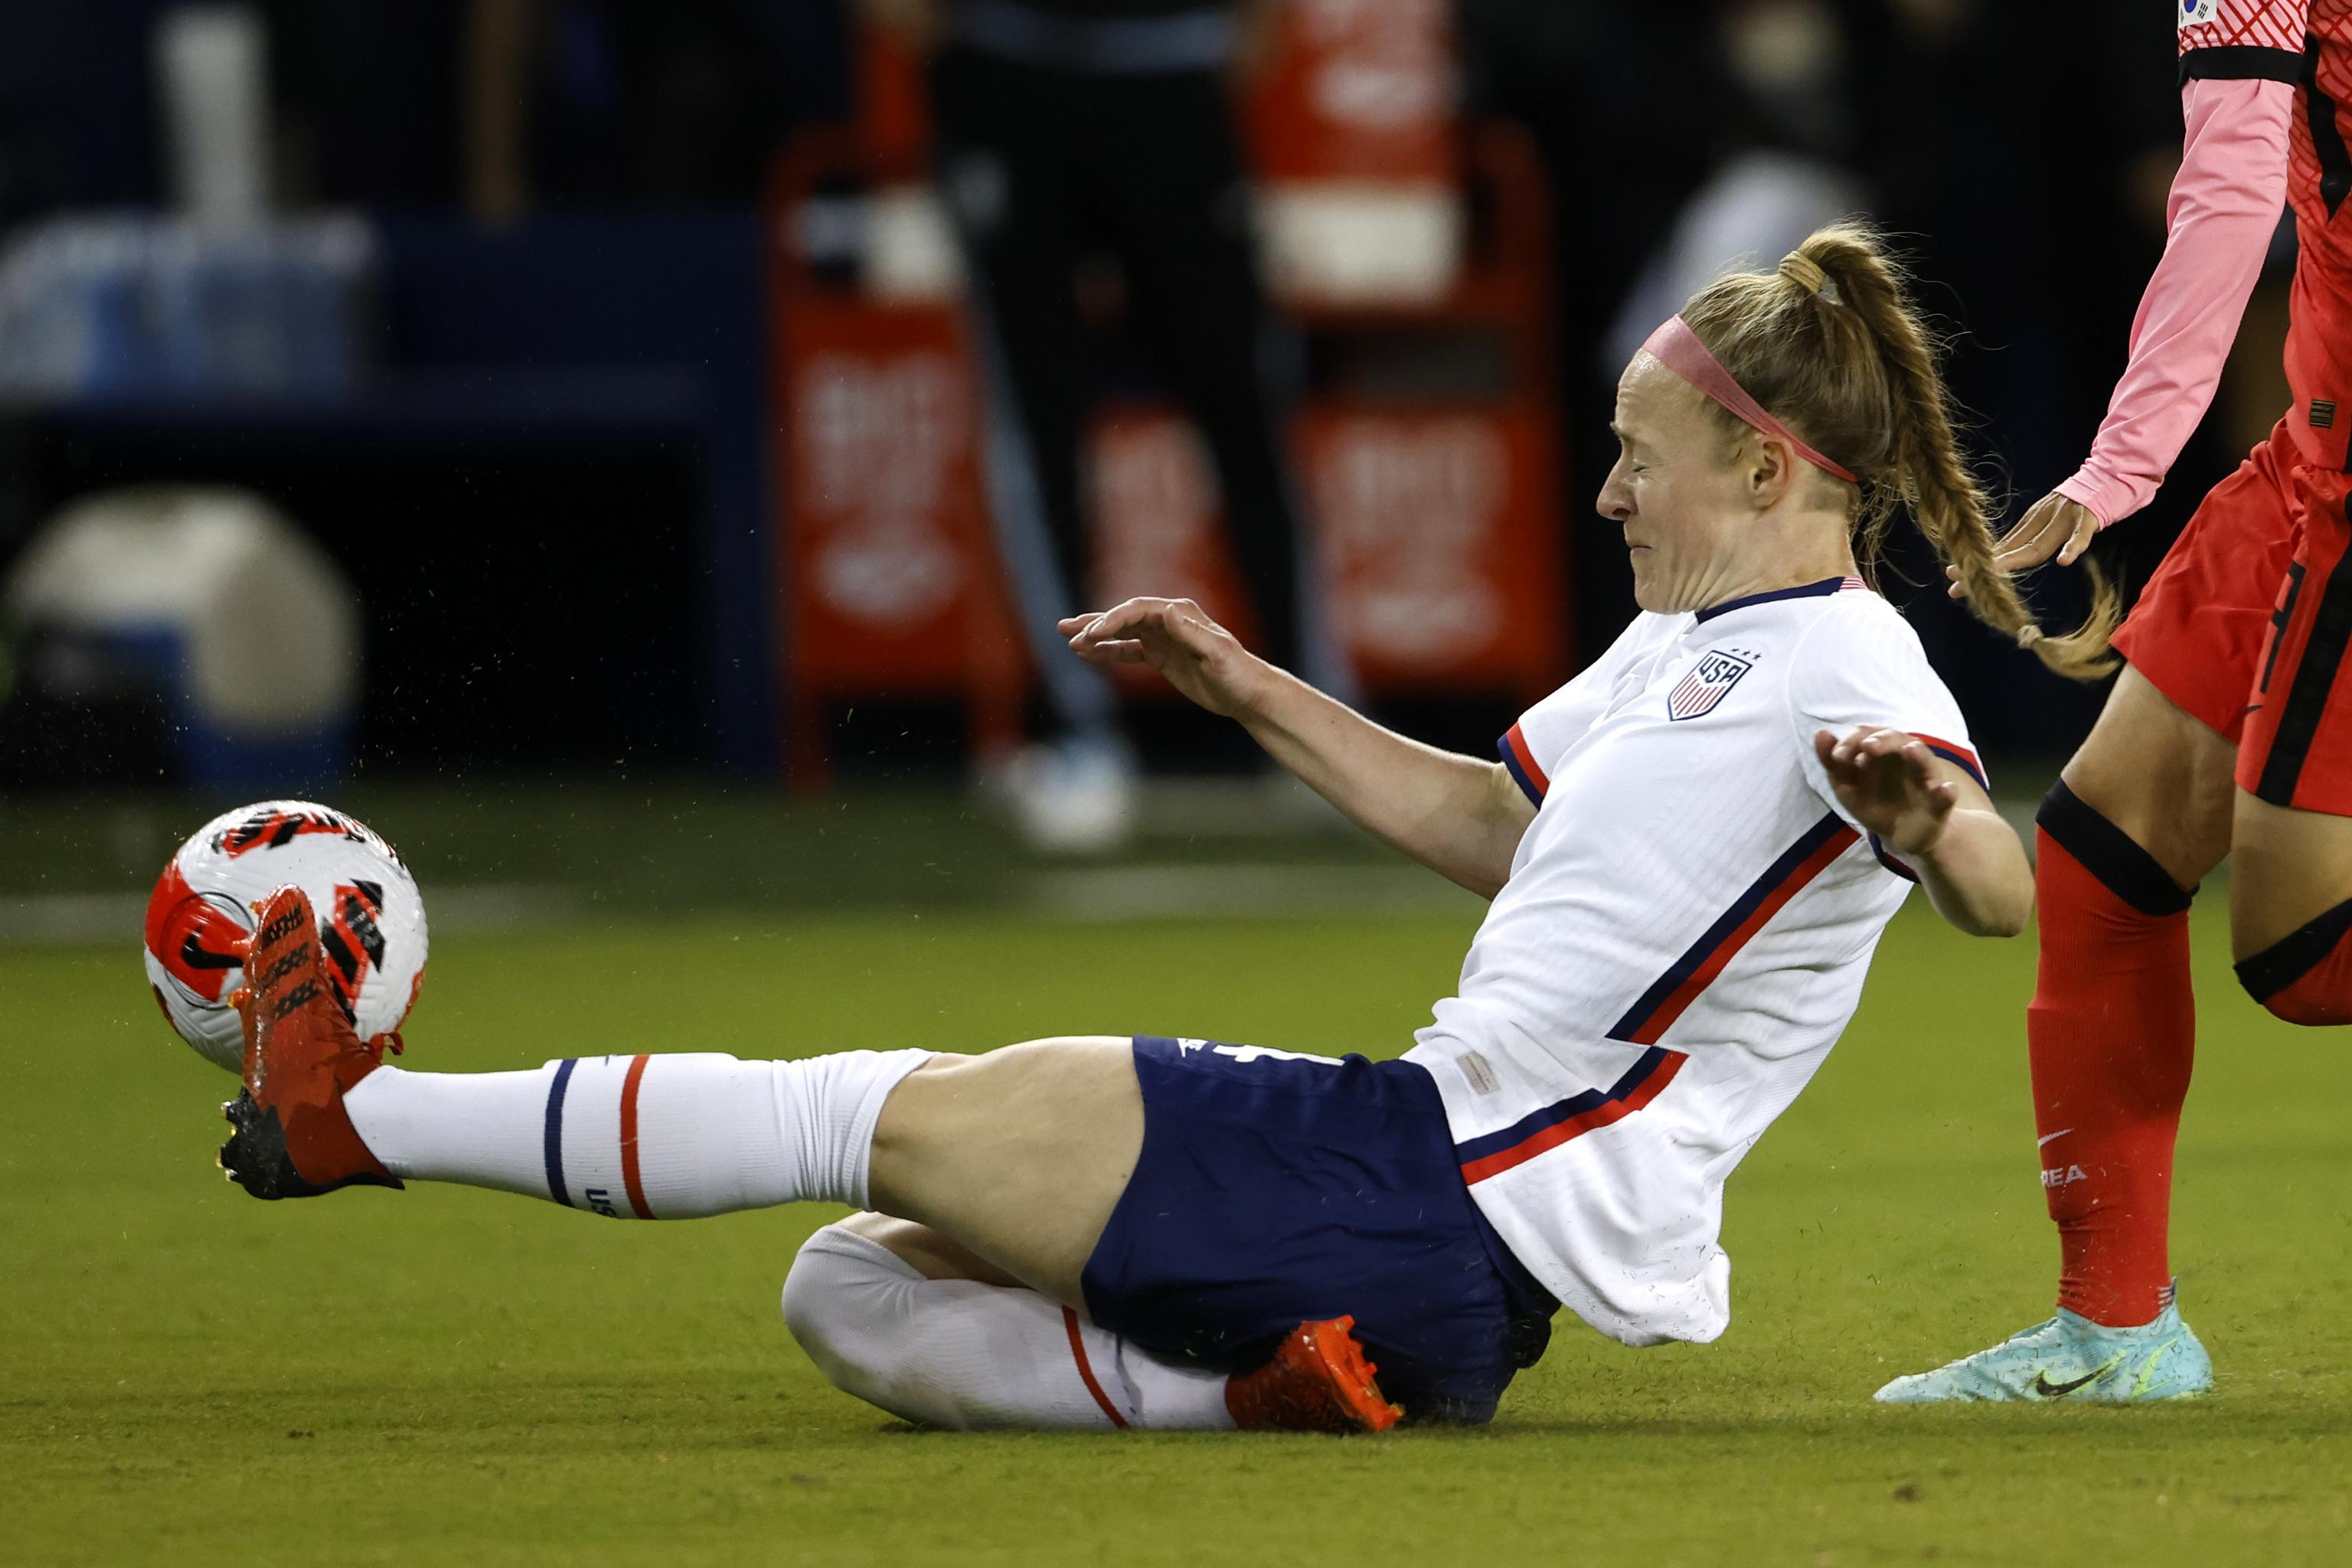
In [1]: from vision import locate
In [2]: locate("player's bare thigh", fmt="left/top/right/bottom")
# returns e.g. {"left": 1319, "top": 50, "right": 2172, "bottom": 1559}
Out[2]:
{"left": 2060, "top": 664, "right": 2236, "bottom": 888}
{"left": 866, "top": 1036, "right": 1142, "bottom": 1307}
{"left": 2230, "top": 792, "right": 2352, "bottom": 957}
{"left": 831, "top": 1210, "right": 1027, "bottom": 1286}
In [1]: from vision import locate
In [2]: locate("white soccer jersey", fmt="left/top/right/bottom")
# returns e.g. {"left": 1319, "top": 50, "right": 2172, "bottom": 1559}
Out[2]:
{"left": 1401, "top": 576, "right": 1982, "bottom": 1348}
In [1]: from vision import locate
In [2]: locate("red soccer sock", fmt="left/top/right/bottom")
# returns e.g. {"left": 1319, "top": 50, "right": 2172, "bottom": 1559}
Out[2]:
{"left": 2025, "top": 786, "right": 2196, "bottom": 1328}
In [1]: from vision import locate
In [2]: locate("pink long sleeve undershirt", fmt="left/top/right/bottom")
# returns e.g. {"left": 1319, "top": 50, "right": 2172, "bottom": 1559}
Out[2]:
{"left": 2053, "top": 76, "right": 2297, "bottom": 528}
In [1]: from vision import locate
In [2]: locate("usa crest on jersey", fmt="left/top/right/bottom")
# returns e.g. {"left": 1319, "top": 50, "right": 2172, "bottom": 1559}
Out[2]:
{"left": 1668, "top": 649, "right": 1755, "bottom": 720}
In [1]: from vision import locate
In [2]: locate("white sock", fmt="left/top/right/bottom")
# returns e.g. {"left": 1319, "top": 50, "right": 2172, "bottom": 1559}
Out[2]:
{"left": 779, "top": 1223, "right": 1235, "bottom": 1431}
{"left": 341, "top": 1050, "right": 933, "bottom": 1217}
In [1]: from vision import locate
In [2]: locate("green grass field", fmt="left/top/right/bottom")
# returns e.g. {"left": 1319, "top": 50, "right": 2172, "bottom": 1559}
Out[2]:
{"left": 7, "top": 884, "right": 2350, "bottom": 1565}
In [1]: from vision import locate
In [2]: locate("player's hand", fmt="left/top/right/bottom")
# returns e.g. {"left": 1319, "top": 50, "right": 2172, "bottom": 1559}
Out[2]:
{"left": 1945, "top": 492, "right": 2098, "bottom": 599}
{"left": 1813, "top": 726, "right": 1957, "bottom": 857}
{"left": 1061, "top": 598, "right": 1269, "bottom": 719}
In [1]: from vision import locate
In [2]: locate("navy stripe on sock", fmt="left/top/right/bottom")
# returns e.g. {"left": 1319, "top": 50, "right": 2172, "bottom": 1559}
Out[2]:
{"left": 2234, "top": 897, "right": 2352, "bottom": 1001}
{"left": 2035, "top": 781, "right": 2193, "bottom": 916}
{"left": 544, "top": 1058, "right": 579, "bottom": 1207}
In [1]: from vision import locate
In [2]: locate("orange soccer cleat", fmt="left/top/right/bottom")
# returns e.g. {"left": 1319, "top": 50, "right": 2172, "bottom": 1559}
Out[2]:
{"left": 1224, "top": 1316, "right": 1403, "bottom": 1434}
{"left": 217, "top": 885, "right": 402, "bottom": 1200}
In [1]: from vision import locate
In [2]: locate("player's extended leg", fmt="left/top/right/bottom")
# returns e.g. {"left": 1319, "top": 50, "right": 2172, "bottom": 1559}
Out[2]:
{"left": 223, "top": 886, "right": 1132, "bottom": 1295}
{"left": 1877, "top": 668, "right": 2226, "bottom": 1403}
{"left": 219, "top": 887, "right": 1400, "bottom": 1432}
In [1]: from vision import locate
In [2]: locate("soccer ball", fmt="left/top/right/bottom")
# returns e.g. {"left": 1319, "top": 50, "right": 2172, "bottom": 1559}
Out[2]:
{"left": 143, "top": 801, "right": 429, "bottom": 1073}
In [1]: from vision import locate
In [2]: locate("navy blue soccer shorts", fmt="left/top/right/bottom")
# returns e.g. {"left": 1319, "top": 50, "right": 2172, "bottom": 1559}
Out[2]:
{"left": 1079, "top": 1036, "right": 1557, "bottom": 1426}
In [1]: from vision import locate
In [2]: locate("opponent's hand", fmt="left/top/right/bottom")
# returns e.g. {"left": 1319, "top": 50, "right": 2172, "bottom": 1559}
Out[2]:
{"left": 1061, "top": 598, "right": 1268, "bottom": 718}
{"left": 1945, "top": 492, "right": 2098, "bottom": 600}
{"left": 1813, "top": 726, "right": 1957, "bottom": 857}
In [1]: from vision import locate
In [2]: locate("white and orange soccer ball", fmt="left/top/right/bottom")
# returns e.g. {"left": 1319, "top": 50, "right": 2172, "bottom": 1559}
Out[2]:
{"left": 143, "top": 801, "right": 429, "bottom": 1072}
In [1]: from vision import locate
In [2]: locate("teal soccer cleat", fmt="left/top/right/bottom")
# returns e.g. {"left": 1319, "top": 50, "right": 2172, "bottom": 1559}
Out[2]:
{"left": 1873, "top": 1299, "right": 2212, "bottom": 1403}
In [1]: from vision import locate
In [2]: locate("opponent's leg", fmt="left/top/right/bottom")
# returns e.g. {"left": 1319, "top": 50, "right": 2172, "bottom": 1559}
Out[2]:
{"left": 2230, "top": 791, "right": 2352, "bottom": 1018}
{"left": 1879, "top": 413, "right": 2306, "bottom": 1404}
{"left": 1877, "top": 668, "right": 2225, "bottom": 1402}
{"left": 2031, "top": 669, "right": 2233, "bottom": 1329}
{"left": 2228, "top": 485, "right": 2352, "bottom": 1018}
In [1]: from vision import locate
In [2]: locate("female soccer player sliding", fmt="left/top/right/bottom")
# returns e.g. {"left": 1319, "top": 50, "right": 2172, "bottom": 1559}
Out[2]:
{"left": 1878, "top": 1, "right": 2352, "bottom": 1405}
{"left": 220, "top": 224, "right": 2059, "bottom": 1432}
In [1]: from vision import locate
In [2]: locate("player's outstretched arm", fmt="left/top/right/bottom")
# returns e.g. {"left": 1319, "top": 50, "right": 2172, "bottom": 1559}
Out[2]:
{"left": 1814, "top": 726, "right": 2032, "bottom": 938}
{"left": 1945, "top": 74, "right": 2295, "bottom": 602}
{"left": 2040, "top": 75, "right": 2295, "bottom": 534}
{"left": 1063, "top": 599, "right": 1534, "bottom": 897}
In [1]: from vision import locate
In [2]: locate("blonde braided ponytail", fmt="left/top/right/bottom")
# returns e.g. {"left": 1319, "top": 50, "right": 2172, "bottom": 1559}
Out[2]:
{"left": 1680, "top": 224, "right": 2120, "bottom": 681}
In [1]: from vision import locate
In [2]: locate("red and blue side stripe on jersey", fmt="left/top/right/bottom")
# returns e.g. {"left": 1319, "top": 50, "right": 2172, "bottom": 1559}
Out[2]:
{"left": 1456, "top": 1044, "right": 1687, "bottom": 1184}
{"left": 1909, "top": 734, "right": 1984, "bottom": 788}
{"left": 1606, "top": 811, "right": 1858, "bottom": 1047}
{"left": 1456, "top": 810, "right": 1859, "bottom": 1184}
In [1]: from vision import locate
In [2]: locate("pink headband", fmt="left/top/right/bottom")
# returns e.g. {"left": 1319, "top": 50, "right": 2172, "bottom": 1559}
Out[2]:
{"left": 1638, "top": 315, "right": 1859, "bottom": 484}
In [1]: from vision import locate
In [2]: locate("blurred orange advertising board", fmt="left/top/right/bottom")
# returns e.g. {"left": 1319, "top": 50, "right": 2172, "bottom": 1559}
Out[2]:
{"left": 1247, "top": 0, "right": 1458, "bottom": 183}
{"left": 1088, "top": 411, "right": 1261, "bottom": 653}
{"left": 775, "top": 293, "right": 1024, "bottom": 776}
{"left": 778, "top": 358, "right": 1563, "bottom": 749}
{"left": 1087, "top": 403, "right": 1561, "bottom": 697}
{"left": 1302, "top": 403, "right": 1560, "bottom": 691}
{"left": 772, "top": 5, "right": 1566, "bottom": 778}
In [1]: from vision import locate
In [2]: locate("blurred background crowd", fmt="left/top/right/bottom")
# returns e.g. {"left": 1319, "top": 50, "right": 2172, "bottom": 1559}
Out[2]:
{"left": 0, "top": 0, "right": 2295, "bottom": 847}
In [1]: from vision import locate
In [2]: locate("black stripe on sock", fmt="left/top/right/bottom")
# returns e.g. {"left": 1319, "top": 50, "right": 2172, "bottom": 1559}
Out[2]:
{"left": 2256, "top": 508, "right": 2352, "bottom": 804}
{"left": 2035, "top": 781, "right": 2194, "bottom": 916}
{"left": 2234, "top": 897, "right": 2352, "bottom": 1002}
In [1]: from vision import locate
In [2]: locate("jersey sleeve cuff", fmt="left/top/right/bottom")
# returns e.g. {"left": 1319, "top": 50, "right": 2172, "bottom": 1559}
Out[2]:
{"left": 2053, "top": 467, "right": 2136, "bottom": 529}
{"left": 1498, "top": 724, "right": 1548, "bottom": 805}
{"left": 1867, "top": 833, "right": 1921, "bottom": 882}
{"left": 1910, "top": 733, "right": 1988, "bottom": 792}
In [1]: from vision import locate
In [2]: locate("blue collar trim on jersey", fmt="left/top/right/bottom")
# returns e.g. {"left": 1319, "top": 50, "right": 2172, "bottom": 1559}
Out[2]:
{"left": 1693, "top": 576, "right": 1850, "bottom": 622}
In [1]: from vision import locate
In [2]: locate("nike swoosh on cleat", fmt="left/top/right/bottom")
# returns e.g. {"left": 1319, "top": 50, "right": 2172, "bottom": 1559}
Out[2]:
{"left": 2128, "top": 1337, "right": 2196, "bottom": 1398}
{"left": 2030, "top": 1358, "right": 2123, "bottom": 1399}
